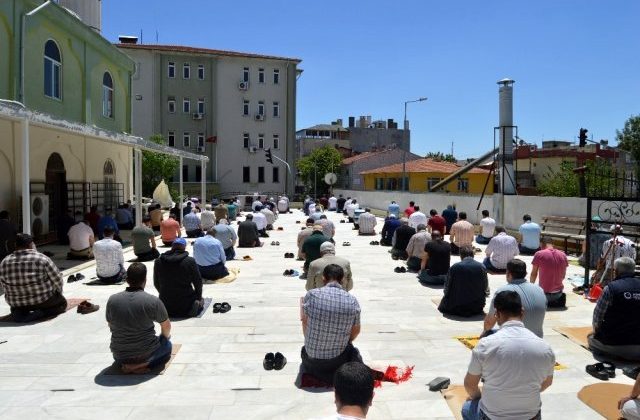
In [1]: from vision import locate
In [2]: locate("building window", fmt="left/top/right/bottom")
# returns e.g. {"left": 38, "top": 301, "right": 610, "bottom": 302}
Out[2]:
{"left": 102, "top": 72, "right": 114, "bottom": 118}
{"left": 168, "top": 61, "right": 175, "bottom": 78}
{"left": 168, "top": 131, "right": 175, "bottom": 147}
{"left": 182, "top": 165, "right": 189, "bottom": 181}
{"left": 273, "top": 134, "right": 279, "bottom": 149}
{"left": 243, "top": 67, "right": 250, "bottom": 82}
{"left": 243, "top": 100, "right": 250, "bottom": 116}
{"left": 197, "top": 99, "right": 205, "bottom": 114}
{"left": 183, "top": 98, "right": 190, "bottom": 113}
{"left": 44, "top": 40, "right": 62, "bottom": 99}
{"left": 198, "top": 133, "right": 205, "bottom": 148}
{"left": 258, "top": 134, "right": 265, "bottom": 149}
{"left": 273, "top": 167, "right": 280, "bottom": 183}
{"left": 183, "top": 132, "right": 190, "bottom": 148}
{"left": 457, "top": 178, "right": 469, "bottom": 193}
{"left": 386, "top": 178, "right": 398, "bottom": 191}
{"left": 167, "top": 98, "right": 176, "bottom": 113}
{"left": 197, "top": 64, "right": 205, "bottom": 80}
{"left": 243, "top": 133, "right": 250, "bottom": 148}
{"left": 195, "top": 165, "right": 202, "bottom": 182}
{"left": 258, "top": 101, "right": 265, "bottom": 116}
{"left": 183, "top": 63, "right": 190, "bottom": 79}
{"left": 272, "top": 101, "right": 280, "bottom": 118}
{"left": 243, "top": 166, "right": 250, "bottom": 183}
{"left": 258, "top": 166, "right": 265, "bottom": 183}
{"left": 427, "top": 177, "right": 443, "bottom": 191}
{"left": 273, "top": 68, "right": 280, "bottom": 84}
{"left": 258, "top": 68, "right": 265, "bottom": 83}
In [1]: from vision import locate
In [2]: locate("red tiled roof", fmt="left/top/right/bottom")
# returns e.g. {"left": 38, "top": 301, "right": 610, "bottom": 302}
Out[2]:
{"left": 116, "top": 44, "right": 302, "bottom": 63}
{"left": 360, "top": 158, "right": 491, "bottom": 175}
{"left": 342, "top": 151, "right": 383, "bottom": 165}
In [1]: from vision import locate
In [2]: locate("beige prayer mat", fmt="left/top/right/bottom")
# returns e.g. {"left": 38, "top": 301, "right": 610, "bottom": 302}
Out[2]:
{"left": 554, "top": 326, "right": 592, "bottom": 350}
{"left": 204, "top": 267, "right": 239, "bottom": 284}
{"left": 441, "top": 384, "right": 469, "bottom": 420}
{"left": 578, "top": 382, "right": 631, "bottom": 420}
{"left": 0, "top": 298, "right": 87, "bottom": 323}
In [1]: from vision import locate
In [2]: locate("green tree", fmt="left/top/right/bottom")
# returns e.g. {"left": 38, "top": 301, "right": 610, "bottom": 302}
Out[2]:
{"left": 425, "top": 151, "right": 456, "bottom": 163}
{"left": 537, "top": 159, "right": 622, "bottom": 197}
{"left": 141, "top": 134, "right": 180, "bottom": 197}
{"left": 297, "top": 146, "right": 342, "bottom": 196}
{"left": 616, "top": 114, "right": 640, "bottom": 190}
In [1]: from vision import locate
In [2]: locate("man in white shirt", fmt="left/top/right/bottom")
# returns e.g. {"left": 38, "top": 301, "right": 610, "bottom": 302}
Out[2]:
{"left": 328, "top": 195, "right": 337, "bottom": 211}
{"left": 484, "top": 226, "right": 519, "bottom": 273}
{"left": 252, "top": 207, "right": 269, "bottom": 238}
{"left": 93, "top": 226, "right": 125, "bottom": 284}
{"left": 260, "top": 206, "right": 276, "bottom": 230}
{"left": 67, "top": 220, "right": 95, "bottom": 259}
{"left": 357, "top": 209, "right": 377, "bottom": 236}
{"left": 346, "top": 200, "right": 359, "bottom": 223}
{"left": 476, "top": 209, "right": 496, "bottom": 245}
{"left": 463, "top": 290, "right": 555, "bottom": 420}
{"left": 408, "top": 205, "right": 428, "bottom": 229}
{"left": 277, "top": 196, "right": 289, "bottom": 213}
{"left": 200, "top": 204, "right": 216, "bottom": 232}
{"left": 251, "top": 196, "right": 263, "bottom": 212}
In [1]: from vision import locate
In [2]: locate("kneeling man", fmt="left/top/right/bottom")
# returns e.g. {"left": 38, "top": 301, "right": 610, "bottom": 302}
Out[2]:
{"left": 193, "top": 229, "right": 229, "bottom": 280}
{"left": 106, "top": 263, "right": 173, "bottom": 373}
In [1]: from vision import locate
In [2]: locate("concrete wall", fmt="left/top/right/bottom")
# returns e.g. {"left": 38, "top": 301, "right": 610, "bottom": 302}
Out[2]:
{"left": 348, "top": 127, "right": 409, "bottom": 153}
{"left": 334, "top": 188, "right": 586, "bottom": 229}
{"left": 362, "top": 170, "right": 494, "bottom": 194}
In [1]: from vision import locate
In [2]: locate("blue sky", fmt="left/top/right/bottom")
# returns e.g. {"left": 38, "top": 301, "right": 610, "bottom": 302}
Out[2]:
{"left": 103, "top": 0, "right": 640, "bottom": 159}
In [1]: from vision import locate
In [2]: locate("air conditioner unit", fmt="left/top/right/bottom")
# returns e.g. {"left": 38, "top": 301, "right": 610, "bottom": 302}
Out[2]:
{"left": 255, "top": 114, "right": 265, "bottom": 121}
{"left": 238, "top": 81, "right": 249, "bottom": 90}
{"left": 192, "top": 113, "right": 203, "bottom": 120}
{"left": 197, "top": 146, "right": 205, "bottom": 152}
{"left": 30, "top": 194, "right": 50, "bottom": 236}
{"left": 249, "top": 146, "right": 258, "bottom": 153}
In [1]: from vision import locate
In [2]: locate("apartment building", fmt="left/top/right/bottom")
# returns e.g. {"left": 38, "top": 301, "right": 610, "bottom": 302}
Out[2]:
{"left": 118, "top": 43, "right": 301, "bottom": 196}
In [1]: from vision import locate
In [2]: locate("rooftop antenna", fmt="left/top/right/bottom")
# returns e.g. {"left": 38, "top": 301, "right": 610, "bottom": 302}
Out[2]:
{"left": 140, "top": 29, "right": 143, "bottom": 44}
{"left": 156, "top": 30, "right": 159, "bottom": 44}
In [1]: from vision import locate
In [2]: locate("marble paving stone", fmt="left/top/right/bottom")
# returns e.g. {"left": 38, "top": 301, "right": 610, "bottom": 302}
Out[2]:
{"left": 129, "top": 405, "right": 214, "bottom": 420}
{"left": 0, "top": 406, "right": 134, "bottom": 420}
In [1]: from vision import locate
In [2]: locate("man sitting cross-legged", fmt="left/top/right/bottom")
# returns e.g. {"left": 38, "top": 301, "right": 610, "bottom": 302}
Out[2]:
{"left": 131, "top": 216, "right": 160, "bottom": 262}
{"left": 107, "top": 263, "right": 173, "bottom": 373}
{"left": 439, "top": 245, "right": 488, "bottom": 317}
{"left": 306, "top": 242, "right": 353, "bottom": 291}
{"left": 93, "top": 226, "right": 126, "bottom": 284}
{"left": 530, "top": 236, "right": 568, "bottom": 308}
{"left": 67, "top": 219, "right": 95, "bottom": 259}
{"left": 0, "top": 233, "right": 67, "bottom": 322}
{"left": 483, "top": 226, "right": 519, "bottom": 273}
{"left": 301, "top": 264, "right": 362, "bottom": 385}
{"left": 462, "top": 291, "right": 555, "bottom": 420}
{"left": 418, "top": 230, "right": 450, "bottom": 285}
{"left": 153, "top": 238, "right": 204, "bottom": 317}
{"left": 193, "top": 228, "right": 229, "bottom": 281}
{"left": 327, "top": 362, "right": 375, "bottom": 420}
{"left": 406, "top": 224, "right": 431, "bottom": 272}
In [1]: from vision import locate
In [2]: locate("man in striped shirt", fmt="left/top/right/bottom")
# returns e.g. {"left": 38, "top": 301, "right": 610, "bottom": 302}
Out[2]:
{"left": 484, "top": 226, "right": 520, "bottom": 273}
{"left": 357, "top": 209, "right": 377, "bottom": 236}
{"left": 598, "top": 225, "right": 637, "bottom": 285}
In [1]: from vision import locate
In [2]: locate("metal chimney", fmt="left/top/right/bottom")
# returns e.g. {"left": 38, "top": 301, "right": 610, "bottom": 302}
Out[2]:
{"left": 497, "top": 78, "right": 516, "bottom": 195}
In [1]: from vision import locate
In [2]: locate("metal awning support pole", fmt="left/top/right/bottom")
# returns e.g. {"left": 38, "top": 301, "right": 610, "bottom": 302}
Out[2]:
{"left": 201, "top": 159, "right": 206, "bottom": 204}
{"left": 21, "top": 118, "right": 30, "bottom": 234}
{"left": 134, "top": 149, "right": 142, "bottom": 226}
{"left": 179, "top": 156, "right": 183, "bottom": 228}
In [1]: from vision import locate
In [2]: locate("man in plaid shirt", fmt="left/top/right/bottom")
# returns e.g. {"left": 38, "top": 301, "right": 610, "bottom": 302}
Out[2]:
{"left": 0, "top": 233, "right": 66, "bottom": 322}
{"left": 301, "top": 264, "right": 362, "bottom": 384}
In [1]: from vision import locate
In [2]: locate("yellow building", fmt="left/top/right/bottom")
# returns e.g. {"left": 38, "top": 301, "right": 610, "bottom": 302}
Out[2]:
{"left": 360, "top": 158, "right": 494, "bottom": 194}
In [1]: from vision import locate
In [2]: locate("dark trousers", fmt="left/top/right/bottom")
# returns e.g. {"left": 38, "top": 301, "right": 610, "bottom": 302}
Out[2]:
{"left": 391, "top": 248, "right": 408, "bottom": 260}
{"left": 483, "top": 257, "right": 505, "bottom": 273}
{"left": 519, "top": 245, "right": 540, "bottom": 256}
{"left": 301, "top": 343, "right": 362, "bottom": 385}
{"left": 98, "top": 265, "right": 126, "bottom": 284}
{"left": 115, "top": 335, "right": 173, "bottom": 369}
{"left": 10, "top": 292, "right": 67, "bottom": 323}
{"left": 186, "top": 229, "right": 203, "bottom": 238}
{"left": 117, "top": 222, "right": 134, "bottom": 230}
{"left": 406, "top": 256, "right": 422, "bottom": 272}
{"left": 450, "top": 243, "right": 460, "bottom": 255}
{"left": 224, "top": 246, "right": 236, "bottom": 260}
{"left": 198, "top": 262, "right": 229, "bottom": 280}
{"left": 135, "top": 248, "right": 160, "bottom": 262}
{"left": 259, "top": 229, "right": 269, "bottom": 238}
{"left": 475, "top": 235, "right": 491, "bottom": 245}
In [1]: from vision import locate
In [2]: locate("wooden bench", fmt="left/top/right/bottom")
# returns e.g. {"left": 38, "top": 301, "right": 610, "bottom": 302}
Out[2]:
{"left": 541, "top": 216, "right": 586, "bottom": 254}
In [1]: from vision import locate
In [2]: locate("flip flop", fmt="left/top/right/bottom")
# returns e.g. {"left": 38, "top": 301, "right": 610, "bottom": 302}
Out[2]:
{"left": 263, "top": 352, "right": 275, "bottom": 370}
{"left": 219, "top": 302, "right": 231, "bottom": 313}
{"left": 274, "top": 352, "right": 287, "bottom": 370}
{"left": 213, "top": 303, "right": 222, "bottom": 313}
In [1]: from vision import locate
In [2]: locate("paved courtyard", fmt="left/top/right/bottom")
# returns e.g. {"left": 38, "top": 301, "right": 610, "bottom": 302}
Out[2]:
{"left": 0, "top": 209, "right": 630, "bottom": 419}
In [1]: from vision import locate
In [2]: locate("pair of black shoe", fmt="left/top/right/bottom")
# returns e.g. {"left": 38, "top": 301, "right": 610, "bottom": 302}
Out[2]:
{"left": 212, "top": 302, "right": 231, "bottom": 313}
{"left": 369, "top": 241, "right": 380, "bottom": 245}
{"left": 394, "top": 266, "right": 407, "bottom": 273}
{"left": 586, "top": 362, "right": 615, "bottom": 380}
{"left": 67, "top": 273, "right": 86, "bottom": 283}
{"left": 271, "top": 241, "right": 280, "bottom": 246}
{"left": 284, "top": 252, "right": 295, "bottom": 258}
{"left": 263, "top": 352, "right": 286, "bottom": 370}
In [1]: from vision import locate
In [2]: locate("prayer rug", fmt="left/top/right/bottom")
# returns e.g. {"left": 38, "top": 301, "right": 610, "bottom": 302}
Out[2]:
{"left": 85, "top": 279, "right": 125, "bottom": 286}
{"left": 196, "top": 298, "right": 213, "bottom": 317}
{"left": 203, "top": 267, "right": 239, "bottom": 284}
{"left": 299, "top": 365, "right": 413, "bottom": 389}
{"left": 102, "top": 344, "right": 181, "bottom": 376}
{"left": 578, "top": 382, "right": 632, "bottom": 420}
{"left": 0, "top": 298, "right": 86, "bottom": 323}
{"left": 441, "top": 384, "right": 468, "bottom": 420}
{"left": 553, "top": 326, "right": 592, "bottom": 350}
{"left": 455, "top": 335, "right": 566, "bottom": 370}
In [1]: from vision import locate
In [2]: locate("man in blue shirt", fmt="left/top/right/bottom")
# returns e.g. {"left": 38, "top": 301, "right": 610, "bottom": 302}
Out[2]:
{"left": 442, "top": 205, "right": 458, "bottom": 234}
{"left": 387, "top": 201, "right": 400, "bottom": 218}
{"left": 183, "top": 208, "right": 203, "bottom": 238}
{"left": 518, "top": 214, "right": 542, "bottom": 255}
{"left": 97, "top": 209, "right": 120, "bottom": 241}
{"left": 192, "top": 228, "right": 229, "bottom": 280}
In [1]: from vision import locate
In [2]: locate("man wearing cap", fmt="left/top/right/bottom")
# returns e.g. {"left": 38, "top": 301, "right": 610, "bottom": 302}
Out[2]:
{"left": 578, "top": 216, "right": 609, "bottom": 269}
{"left": 0, "top": 233, "right": 67, "bottom": 322}
{"left": 306, "top": 242, "right": 353, "bottom": 291}
{"left": 598, "top": 224, "right": 636, "bottom": 285}
{"left": 153, "top": 237, "right": 204, "bottom": 317}
{"left": 406, "top": 224, "right": 432, "bottom": 272}
{"left": 300, "top": 225, "right": 331, "bottom": 279}
{"left": 380, "top": 214, "right": 401, "bottom": 246}
{"left": 238, "top": 214, "right": 262, "bottom": 248}
{"left": 213, "top": 219, "right": 237, "bottom": 260}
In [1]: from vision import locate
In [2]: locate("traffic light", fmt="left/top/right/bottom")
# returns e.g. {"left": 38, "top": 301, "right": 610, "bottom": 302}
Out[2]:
{"left": 265, "top": 148, "right": 273, "bottom": 164}
{"left": 579, "top": 128, "right": 588, "bottom": 147}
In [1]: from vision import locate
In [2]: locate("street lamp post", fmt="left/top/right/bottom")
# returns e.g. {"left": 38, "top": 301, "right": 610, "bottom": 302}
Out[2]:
{"left": 402, "top": 97, "right": 427, "bottom": 191}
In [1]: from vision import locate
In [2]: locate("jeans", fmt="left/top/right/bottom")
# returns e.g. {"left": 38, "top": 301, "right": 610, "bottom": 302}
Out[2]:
{"left": 198, "top": 261, "right": 229, "bottom": 280}
{"left": 98, "top": 265, "right": 126, "bottom": 284}
{"left": 462, "top": 399, "right": 541, "bottom": 420}
{"left": 10, "top": 292, "right": 67, "bottom": 323}
{"left": 519, "top": 244, "right": 540, "bottom": 256}
{"left": 224, "top": 246, "right": 236, "bottom": 260}
{"left": 186, "top": 229, "right": 203, "bottom": 238}
{"left": 483, "top": 257, "right": 505, "bottom": 273}
{"left": 475, "top": 235, "right": 491, "bottom": 245}
{"left": 115, "top": 335, "right": 172, "bottom": 370}
{"left": 135, "top": 248, "right": 160, "bottom": 262}
{"left": 406, "top": 256, "right": 422, "bottom": 272}
{"left": 418, "top": 270, "right": 447, "bottom": 285}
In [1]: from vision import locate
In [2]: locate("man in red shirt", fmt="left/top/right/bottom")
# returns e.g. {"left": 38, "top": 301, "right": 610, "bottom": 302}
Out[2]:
{"left": 530, "top": 236, "right": 568, "bottom": 308}
{"left": 427, "top": 209, "right": 446, "bottom": 235}
{"left": 404, "top": 201, "right": 416, "bottom": 217}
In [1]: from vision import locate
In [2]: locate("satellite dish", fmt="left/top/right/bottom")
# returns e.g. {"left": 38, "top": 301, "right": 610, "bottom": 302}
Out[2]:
{"left": 324, "top": 172, "right": 338, "bottom": 185}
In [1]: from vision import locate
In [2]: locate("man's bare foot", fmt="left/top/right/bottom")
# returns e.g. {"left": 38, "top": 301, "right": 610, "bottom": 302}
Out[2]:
{"left": 120, "top": 362, "right": 150, "bottom": 374}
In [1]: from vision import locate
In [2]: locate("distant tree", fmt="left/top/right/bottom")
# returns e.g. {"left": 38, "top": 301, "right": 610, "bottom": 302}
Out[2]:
{"left": 616, "top": 114, "right": 640, "bottom": 191}
{"left": 425, "top": 151, "right": 456, "bottom": 163}
{"left": 142, "top": 134, "right": 180, "bottom": 197}
{"left": 297, "top": 146, "right": 343, "bottom": 197}
{"left": 537, "top": 159, "right": 622, "bottom": 197}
